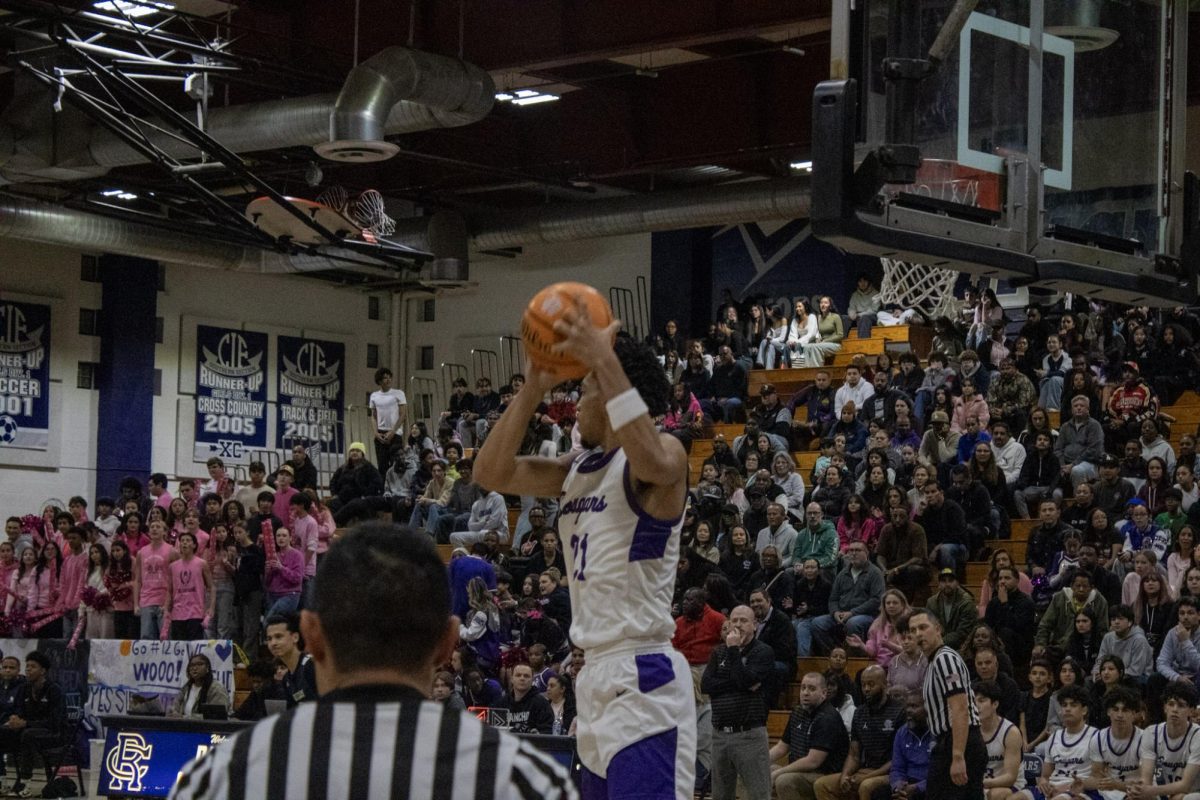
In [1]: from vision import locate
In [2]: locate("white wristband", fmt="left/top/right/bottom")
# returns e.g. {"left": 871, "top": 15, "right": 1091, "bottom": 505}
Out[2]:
{"left": 606, "top": 387, "right": 649, "bottom": 431}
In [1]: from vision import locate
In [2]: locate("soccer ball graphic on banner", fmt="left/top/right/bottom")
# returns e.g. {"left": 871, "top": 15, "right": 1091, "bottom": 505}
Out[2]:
{"left": 0, "top": 416, "right": 17, "bottom": 444}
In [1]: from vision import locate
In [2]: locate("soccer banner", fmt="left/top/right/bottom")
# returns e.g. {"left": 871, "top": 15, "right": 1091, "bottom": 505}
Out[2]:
{"left": 193, "top": 324, "right": 267, "bottom": 463}
{"left": 0, "top": 300, "right": 51, "bottom": 450}
{"left": 276, "top": 334, "right": 344, "bottom": 449}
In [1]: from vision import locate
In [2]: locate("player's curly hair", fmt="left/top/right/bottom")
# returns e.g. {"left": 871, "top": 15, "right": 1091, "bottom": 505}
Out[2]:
{"left": 615, "top": 333, "right": 671, "bottom": 418}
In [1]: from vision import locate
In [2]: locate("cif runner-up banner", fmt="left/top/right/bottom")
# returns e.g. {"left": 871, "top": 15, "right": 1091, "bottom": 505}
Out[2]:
{"left": 276, "top": 334, "right": 344, "bottom": 449}
{"left": 194, "top": 325, "right": 268, "bottom": 463}
{"left": 0, "top": 300, "right": 50, "bottom": 450}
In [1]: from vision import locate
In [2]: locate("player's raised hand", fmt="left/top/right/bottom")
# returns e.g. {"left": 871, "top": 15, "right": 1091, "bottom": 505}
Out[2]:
{"left": 550, "top": 294, "right": 621, "bottom": 369}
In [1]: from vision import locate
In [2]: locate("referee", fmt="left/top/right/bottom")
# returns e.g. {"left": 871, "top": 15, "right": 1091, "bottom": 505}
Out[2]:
{"left": 170, "top": 522, "right": 577, "bottom": 800}
{"left": 907, "top": 609, "right": 986, "bottom": 798}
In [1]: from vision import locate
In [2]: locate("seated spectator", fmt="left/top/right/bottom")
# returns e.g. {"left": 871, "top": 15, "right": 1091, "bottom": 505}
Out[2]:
{"left": 836, "top": 494, "right": 883, "bottom": 557}
{"left": 757, "top": 306, "right": 789, "bottom": 369}
{"left": 847, "top": 274, "right": 882, "bottom": 339}
{"left": 858, "top": 369, "right": 908, "bottom": 429}
{"left": 747, "top": 547, "right": 792, "bottom": 612}
{"left": 0, "top": 652, "right": 64, "bottom": 797}
{"left": 771, "top": 453, "right": 806, "bottom": 515}
{"left": 755, "top": 503, "right": 797, "bottom": 566}
{"left": 1137, "top": 456, "right": 1173, "bottom": 518}
{"left": 448, "top": 490, "right": 509, "bottom": 549}
{"left": 327, "top": 444, "right": 385, "bottom": 525}
{"left": 834, "top": 366, "right": 874, "bottom": 418}
{"left": 754, "top": 383, "right": 794, "bottom": 443}
{"left": 913, "top": 351, "right": 955, "bottom": 422}
{"left": 703, "top": 345, "right": 748, "bottom": 423}
{"left": 1075, "top": 543, "right": 1122, "bottom": 608}
{"left": 792, "top": 557, "right": 832, "bottom": 657}
{"left": 1034, "top": 570, "right": 1109, "bottom": 658}
{"left": 1092, "top": 605, "right": 1153, "bottom": 682}
{"left": 1118, "top": 438, "right": 1149, "bottom": 493}
{"left": 232, "top": 660, "right": 276, "bottom": 722}
{"left": 790, "top": 370, "right": 838, "bottom": 449}
{"left": 168, "top": 654, "right": 230, "bottom": 719}
{"left": 1104, "top": 362, "right": 1157, "bottom": 452}
{"left": 954, "top": 413, "right": 991, "bottom": 466}
{"left": 768, "top": 672, "right": 850, "bottom": 799}
{"left": 812, "top": 466, "right": 851, "bottom": 521}
{"left": 812, "top": 664, "right": 902, "bottom": 800}
{"left": 845, "top": 589, "right": 908, "bottom": 669}
{"left": 989, "top": 421, "right": 1025, "bottom": 489}
{"left": 875, "top": 504, "right": 929, "bottom": 603}
{"left": 917, "top": 409, "right": 959, "bottom": 474}
{"left": 801, "top": 296, "right": 846, "bottom": 368}
{"left": 1120, "top": 499, "right": 1169, "bottom": 564}
{"left": 792, "top": 503, "right": 839, "bottom": 573}
{"left": 1093, "top": 454, "right": 1136, "bottom": 518}
{"left": 1055, "top": 395, "right": 1107, "bottom": 489}
{"left": 974, "top": 647, "right": 1021, "bottom": 724}
{"left": 987, "top": 358, "right": 1037, "bottom": 435}
{"left": 1020, "top": 659, "right": 1054, "bottom": 752}
{"left": 1035, "top": 334, "right": 1069, "bottom": 411}
{"left": 718, "top": 525, "right": 760, "bottom": 601}
{"left": 1147, "top": 596, "right": 1200, "bottom": 709}
{"left": 983, "top": 564, "right": 1036, "bottom": 673}
{"left": 917, "top": 482, "right": 969, "bottom": 576}
{"left": 408, "top": 459, "right": 453, "bottom": 531}
{"left": 1064, "top": 607, "right": 1104, "bottom": 675}
{"left": 886, "top": 690, "right": 932, "bottom": 799}
{"left": 809, "top": 542, "right": 883, "bottom": 655}
{"left": 1013, "top": 431, "right": 1060, "bottom": 518}
{"left": 924, "top": 568, "right": 976, "bottom": 650}
{"left": 459, "top": 577, "right": 504, "bottom": 674}
{"left": 500, "top": 664, "right": 553, "bottom": 734}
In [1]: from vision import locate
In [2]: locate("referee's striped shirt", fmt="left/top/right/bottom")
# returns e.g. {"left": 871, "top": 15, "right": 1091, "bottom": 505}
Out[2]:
{"left": 922, "top": 645, "right": 980, "bottom": 738}
{"left": 169, "top": 684, "right": 578, "bottom": 800}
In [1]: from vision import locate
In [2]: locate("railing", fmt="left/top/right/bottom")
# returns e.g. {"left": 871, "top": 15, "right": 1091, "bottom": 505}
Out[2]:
{"left": 440, "top": 362, "right": 469, "bottom": 407}
{"left": 471, "top": 349, "right": 500, "bottom": 386}
{"left": 410, "top": 375, "right": 440, "bottom": 429}
{"left": 610, "top": 278, "right": 650, "bottom": 341}
{"left": 500, "top": 335, "right": 525, "bottom": 381}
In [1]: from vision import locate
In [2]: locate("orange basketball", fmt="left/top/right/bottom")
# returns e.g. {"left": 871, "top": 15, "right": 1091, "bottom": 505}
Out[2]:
{"left": 521, "top": 282, "right": 613, "bottom": 380}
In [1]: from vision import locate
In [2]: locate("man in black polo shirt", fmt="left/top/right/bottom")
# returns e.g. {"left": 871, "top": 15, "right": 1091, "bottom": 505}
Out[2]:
{"left": 2, "top": 651, "right": 64, "bottom": 797}
{"left": 769, "top": 671, "right": 849, "bottom": 800}
{"left": 812, "top": 664, "right": 903, "bottom": 800}
{"left": 702, "top": 605, "right": 775, "bottom": 800}
{"left": 265, "top": 613, "right": 317, "bottom": 707}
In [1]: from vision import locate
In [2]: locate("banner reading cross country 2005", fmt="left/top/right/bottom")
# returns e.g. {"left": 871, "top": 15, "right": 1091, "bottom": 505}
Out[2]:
{"left": 276, "top": 334, "right": 344, "bottom": 449}
{"left": 0, "top": 300, "right": 51, "bottom": 450}
{"left": 193, "top": 324, "right": 267, "bottom": 463}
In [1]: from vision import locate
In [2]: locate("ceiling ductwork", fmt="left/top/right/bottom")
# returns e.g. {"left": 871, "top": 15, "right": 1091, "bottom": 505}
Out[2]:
{"left": 0, "top": 179, "right": 812, "bottom": 279}
{"left": 315, "top": 47, "right": 495, "bottom": 163}
{"left": 0, "top": 46, "right": 495, "bottom": 183}
{"left": 463, "top": 179, "right": 813, "bottom": 250}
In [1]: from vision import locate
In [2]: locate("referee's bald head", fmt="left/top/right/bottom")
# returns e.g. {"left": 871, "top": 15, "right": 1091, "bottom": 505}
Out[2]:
{"left": 304, "top": 522, "right": 453, "bottom": 679}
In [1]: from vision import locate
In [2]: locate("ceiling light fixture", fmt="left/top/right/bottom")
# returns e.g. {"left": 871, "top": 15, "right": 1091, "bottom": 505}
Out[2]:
{"left": 496, "top": 89, "right": 560, "bottom": 106}
{"left": 93, "top": 1, "right": 176, "bottom": 17}
{"left": 101, "top": 189, "right": 139, "bottom": 200}
{"left": 789, "top": 161, "right": 813, "bottom": 172}
{"left": 782, "top": 46, "right": 807, "bottom": 57}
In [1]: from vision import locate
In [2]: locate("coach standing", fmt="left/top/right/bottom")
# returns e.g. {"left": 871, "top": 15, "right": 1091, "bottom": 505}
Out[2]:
{"left": 701, "top": 605, "right": 774, "bottom": 800}
{"left": 907, "top": 608, "right": 986, "bottom": 799}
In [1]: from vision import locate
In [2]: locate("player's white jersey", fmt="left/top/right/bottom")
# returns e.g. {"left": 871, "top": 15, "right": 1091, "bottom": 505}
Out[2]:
{"left": 984, "top": 718, "right": 1026, "bottom": 790}
{"left": 558, "top": 446, "right": 684, "bottom": 650}
{"left": 1047, "top": 725, "right": 1096, "bottom": 782}
{"left": 1089, "top": 727, "right": 1143, "bottom": 800}
{"left": 1139, "top": 722, "right": 1200, "bottom": 785}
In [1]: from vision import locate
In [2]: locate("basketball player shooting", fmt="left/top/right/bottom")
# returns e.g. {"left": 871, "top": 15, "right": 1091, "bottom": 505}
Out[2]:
{"left": 474, "top": 296, "right": 696, "bottom": 800}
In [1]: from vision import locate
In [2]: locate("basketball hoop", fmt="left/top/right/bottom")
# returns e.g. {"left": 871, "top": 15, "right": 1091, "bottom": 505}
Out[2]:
{"left": 884, "top": 158, "right": 1004, "bottom": 213}
{"left": 876, "top": 159, "right": 1003, "bottom": 319}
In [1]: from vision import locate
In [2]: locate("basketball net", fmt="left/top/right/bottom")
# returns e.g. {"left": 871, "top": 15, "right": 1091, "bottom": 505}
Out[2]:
{"left": 876, "top": 160, "right": 1000, "bottom": 319}
{"left": 315, "top": 186, "right": 396, "bottom": 241}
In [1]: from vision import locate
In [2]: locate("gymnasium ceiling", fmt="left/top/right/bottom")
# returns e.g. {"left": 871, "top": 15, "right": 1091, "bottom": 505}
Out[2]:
{"left": 0, "top": 0, "right": 834, "bottom": 218}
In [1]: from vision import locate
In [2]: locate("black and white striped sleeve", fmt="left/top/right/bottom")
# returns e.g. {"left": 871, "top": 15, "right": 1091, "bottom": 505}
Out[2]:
{"left": 501, "top": 738, "right": 579, "bottom": 800}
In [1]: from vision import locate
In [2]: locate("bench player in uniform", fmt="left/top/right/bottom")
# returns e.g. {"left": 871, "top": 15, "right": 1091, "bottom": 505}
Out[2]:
{"left": 975, "top": 681, "right": 1024, "bottom": 800}
{"left": 1081, "top": 686, "right": 1143, "bottom": 800}
{"left": 475, "top": 305, "right": 695, "bottom": 800}
{"left": 1133, "top": 681, "right": 1200, "bottom": 800}
{"left": 1007, "top": 685, "right": 1097, "bottom": 800}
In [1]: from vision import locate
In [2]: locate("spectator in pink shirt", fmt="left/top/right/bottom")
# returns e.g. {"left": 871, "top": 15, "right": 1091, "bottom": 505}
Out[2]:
{"left": 57, "top": 527, "right": 90, "bottom": 634}
{"left": 166, "top": 532, "right": 214, "bottom": 641}
{"left": 288, "top": 494, "right": 320, "bottom": 600}
{"left": 304, "top": 489, "right": 335, "bottom": 566}
{"left": 149, "top": 472, "right": 173, "bottom": 511}
{"left": 264, "top": 526, "right": 304, "bottom": 618}
{"left": 846, "top": 588, "right": 910, "bottom": 669}
{"left": 272, "top": 465, "right": 299, "bottom": 524}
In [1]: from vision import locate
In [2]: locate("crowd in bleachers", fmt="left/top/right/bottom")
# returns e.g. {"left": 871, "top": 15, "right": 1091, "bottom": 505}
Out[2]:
{"left": 12, "top": 278, "right": 1200, "bottom": 796}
